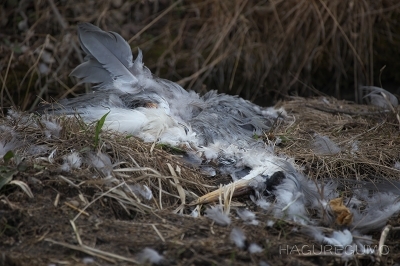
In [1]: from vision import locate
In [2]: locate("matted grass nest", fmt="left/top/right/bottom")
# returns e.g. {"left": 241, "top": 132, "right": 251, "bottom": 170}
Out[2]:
{"left": 1, "top": 97, "right": 400, "bottom": 265}
{"left": 277, "top": 96, "right": 400, "bottom": 183}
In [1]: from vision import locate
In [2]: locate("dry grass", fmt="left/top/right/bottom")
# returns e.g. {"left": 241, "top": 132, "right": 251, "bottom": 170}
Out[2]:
{"left": 0, "top": 112, "right": 217, "bottom": 215}
{"left": 2, "top": 1, "right": 400, "bottom": 264}
{"left": 1, "top": 98, "right": 400, "bottom": 265}
{"left": 1, "top": 0, "right": 400, "bottom": 113}
{"left": 276, "top": 96, "right": 400, "bottom": 185}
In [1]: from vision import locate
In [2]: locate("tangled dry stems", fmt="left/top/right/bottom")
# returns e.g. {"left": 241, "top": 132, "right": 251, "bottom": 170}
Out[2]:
{"left": 2, "top": 98, "right": 400, "bottom": 265}
{"left": 2, "top": 97, "right": 400, "bottom": 216}
{"left": 1, "top": 112, "right": 216, "bottom": 216}
{"left": 277, "top": 97, "right": 400, "bottom": 187}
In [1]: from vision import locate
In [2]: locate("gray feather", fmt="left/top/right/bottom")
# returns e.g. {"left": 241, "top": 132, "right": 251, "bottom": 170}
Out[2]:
{"left": 70, "top": 23, "right": 138, "bottom": 90}
{"left": 311, "top": 134, "right": 341, "bottom": 155}
{"left": 351, "top": 192, "right": 400, "bottom": 233}
{"left": 362, "top": 86, "right": 398, "bottom": 108}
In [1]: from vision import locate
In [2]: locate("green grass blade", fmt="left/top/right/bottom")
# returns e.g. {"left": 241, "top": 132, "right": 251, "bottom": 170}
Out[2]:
{"left": 94, "top": 111, "right": 109, "bottom": 147}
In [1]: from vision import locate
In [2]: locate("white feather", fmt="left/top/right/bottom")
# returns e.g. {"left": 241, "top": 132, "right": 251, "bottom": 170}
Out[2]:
{"left": 87, "top": 152, "right": 112, "bottom": 176}
{"left": 394, "top": 161, "right": 400, "bottom": 170}
{"left": 61, "top": 152, "right": 82, "bottom": 172}
{"left": 230, "top": 227, "right": 246, "bottom": 248}
{"left": 305, "top": 227, "right": 353, "bottom": 248}
{"left": 126, "top": 184, "right": 153, "bottom": 200}
{"left": 266, "top": 220, "right": 275, "bottom": 227}
{"left": 137, "top": 248, "right": 163, "bottom": 264}
{"left": 205, "top": 205, "right": 231, "bottom": 226}
{"left": 236, "top": 209, "right": 259, "bottom": 225}
{"left": 248, "top": 243, "right": 263, "bottom": 253}
{"left": 250, "top": 195, "right": 271, "bottom": 210}
{"left": 41, "top": 118, "right": 62, "bottom": 138}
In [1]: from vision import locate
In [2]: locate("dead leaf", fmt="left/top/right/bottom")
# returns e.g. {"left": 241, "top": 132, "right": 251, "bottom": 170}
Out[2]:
{"left": 329, "top": 197, "right": 353, "bottom": 225}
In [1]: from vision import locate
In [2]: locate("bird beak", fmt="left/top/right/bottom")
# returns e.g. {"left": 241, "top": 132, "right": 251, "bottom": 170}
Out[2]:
{"left": 190, "top": 178, "right": 253, "bottom": 205}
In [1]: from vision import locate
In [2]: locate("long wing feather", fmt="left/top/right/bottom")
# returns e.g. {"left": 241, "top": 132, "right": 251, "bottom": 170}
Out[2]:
{"left": 70, "top": 23, "right": 139, "bottom": 91}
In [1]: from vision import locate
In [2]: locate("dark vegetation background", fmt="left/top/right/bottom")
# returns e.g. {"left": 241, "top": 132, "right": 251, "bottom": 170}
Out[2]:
{"left": 1, "top": 0, "right": 400, "bottom": 111}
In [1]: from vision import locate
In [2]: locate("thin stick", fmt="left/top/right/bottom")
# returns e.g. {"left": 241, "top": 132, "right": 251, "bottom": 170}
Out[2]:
{"left": 72, "top": 182, "right": 126, "bottom": 222}
{"left": 70, "top": 220, "right": 83, "bottom": 246}
{"left": 158, "top": 177, "right": 163, "bottom": 210}
{"left": 1, "top": 50, "right": 15, "bottom": 110}
{"left": 151, "top": 224, "right": 165, "bottom": 243}
{"left": 64, "top": 202, "right": 90, "bottom": 216}
{"left": 44, "top": 238, "right": 138, "bottom": 263}
{"left": 128, "top": 0, "right": 182, "bottom": 43}
{"left": 375, "top": 225, "right": 391, "bottom": 266}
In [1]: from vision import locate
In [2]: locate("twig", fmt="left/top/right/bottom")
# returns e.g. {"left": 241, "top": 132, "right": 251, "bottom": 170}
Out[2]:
{"left": 44, "top": 238, "right": 138, "bottom": 264}
{"left": 128, "top": 0, "right": 182, "bottom": 43}
{"left": 64, "top": 202, "right": 90, "bottom": 217}
{"left": 72, "top": 182, "right": 126, "bottom": 222}
{"left": 1, "top": 50, "right": 16, "bottom": 111}
{"left": 47, "top": 0, "right": 83, "bottom": 62}
{"left": 305, "top": 104, "right": 390, "bottom": 116}
{"left": 151, "top": 224, "right": 165, "bottom": 243}
{"left": 375, "top": 224, "right": 391, "bottom": 266}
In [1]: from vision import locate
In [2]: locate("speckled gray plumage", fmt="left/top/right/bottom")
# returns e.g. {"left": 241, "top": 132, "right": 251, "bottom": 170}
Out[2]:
{"left": 42, "top": 22, "right": 281, "bottom": 148}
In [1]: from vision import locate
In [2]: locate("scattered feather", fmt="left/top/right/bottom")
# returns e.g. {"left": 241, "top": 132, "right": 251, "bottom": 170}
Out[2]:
{"left": 87, "top": 152, "right": 113, "bottom": 176}
{"left": 38, "top": 63, "right": 50, "bottom": 75}
{"left": 230, "top": 227, "right": 246, "bottom": 249}
{"left": 26, "top": 144, "right": 49, "bottom": 156}
{"left": 190, "top": 208, "right": 199, "bottom": 218}
{"left": 362, "top": 86, "right": 398, "bottom": 108}
{"left": 82, "top": 257, "right": 95, "bottom": 264}
{"left": 61, "top": 152, "right": 82, "bottom": 172}
{"left": 311, "top": 135, "right": 341, "bottom": 155}
{"left": 205, "top": 205, "right": 231, "bottom": 226}
{"left": 351, "top": 192, "right": 400, "bottom": 233}
{"left": 41, "top": 118, "right": 62, "bottom": 138}
{"left": 137, "top": 248, "right": 163, "bottom": 264}
{"left": 26, "top": 24, "right": 400, "bottom": 254}
{"left": 266, "top": 220, "right": 275, "bottom": 227}
{"left": 237, "top": 209, "right": 259, "bottom": 225}
{"left": 127, "top": 183, "right": 153, "bottom": 200}
{"left": 248, "top": 243, "right": 263, "bottom": 253}
{"left": 394, "top": 161, "right": 400, "bottom": 170}
{"left": 250, "top": 195, "right": 271, "bottom": 210}
{"left": 350, "top": 141, "right": 359, "bottom": 155}
{"left": 48, "top": 148, "right": 57, "bottom": 163}
{"left": 305, "top": 227, "right": 353, "bottom": 248}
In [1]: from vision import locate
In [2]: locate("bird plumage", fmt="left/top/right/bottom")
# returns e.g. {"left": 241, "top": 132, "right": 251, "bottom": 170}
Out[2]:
{"left": 37, "top": 23, "right": 400, "bottom": 253}
{"left": 42, "top": 22, "right": 279, "bottom": 149}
